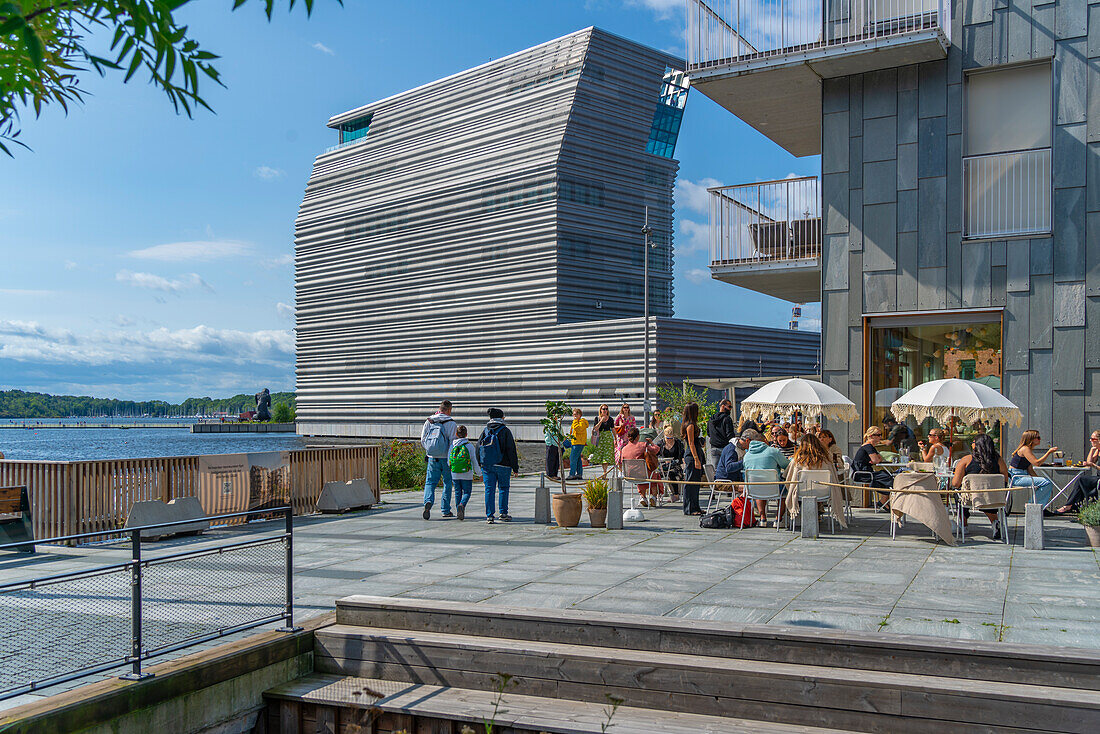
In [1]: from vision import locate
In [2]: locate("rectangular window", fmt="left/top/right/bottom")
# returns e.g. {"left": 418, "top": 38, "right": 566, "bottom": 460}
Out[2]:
{"left": 964, "top": 64, "right": 1051, "bottom": 238}
{"left": 866, "top": 313, "right": 1003, "bottom": 453}
{"left": 338, "top": 114, "right": 373, "bottom": 145}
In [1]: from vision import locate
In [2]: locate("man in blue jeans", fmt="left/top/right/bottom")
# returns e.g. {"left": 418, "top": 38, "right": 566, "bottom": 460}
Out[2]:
{"left": 478, "top": 408, "right": 520, "bottom": 523}
{"left": 420, "top": 400, "right": 457, "bottom": 519}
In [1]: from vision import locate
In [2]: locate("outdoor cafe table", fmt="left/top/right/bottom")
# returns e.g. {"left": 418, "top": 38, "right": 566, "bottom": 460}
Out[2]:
{"left": 889, "top": 472, "right": 956, "bottom": 546}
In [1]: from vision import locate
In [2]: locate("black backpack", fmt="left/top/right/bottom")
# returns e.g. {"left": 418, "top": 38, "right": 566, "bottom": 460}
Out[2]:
{"left": 699, "top": 506, "right": 732, "bottom": 529}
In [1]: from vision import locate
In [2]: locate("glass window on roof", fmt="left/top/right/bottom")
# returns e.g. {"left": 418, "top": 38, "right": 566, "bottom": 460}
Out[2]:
{"left": 646, "top": 69, "right": 689, "bottom": 159}
{"left": 339, "top": 114, "right": 373, "bottom": 145}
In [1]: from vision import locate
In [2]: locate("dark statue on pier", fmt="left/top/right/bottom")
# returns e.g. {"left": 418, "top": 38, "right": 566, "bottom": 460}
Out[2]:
{"left": 254, "top": 388, "right": 272, "bottom": 422}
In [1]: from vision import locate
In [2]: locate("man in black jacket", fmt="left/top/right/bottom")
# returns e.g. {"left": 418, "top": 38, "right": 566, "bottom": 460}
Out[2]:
{"left": 707, "top": 400, "right": 736, "bottom": 467}
{"left": 479, "top": 408, "right": 520, "bottom": 523}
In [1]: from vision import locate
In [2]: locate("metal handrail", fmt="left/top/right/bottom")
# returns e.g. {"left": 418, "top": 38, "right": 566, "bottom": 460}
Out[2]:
{"left": 0, "top": 507, "right": 298, "bottom": 699}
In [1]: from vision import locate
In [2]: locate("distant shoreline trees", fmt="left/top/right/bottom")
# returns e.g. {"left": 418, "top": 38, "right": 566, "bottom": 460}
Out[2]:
{"left": 0, "top": 389, "right": 295, "bottom": 418}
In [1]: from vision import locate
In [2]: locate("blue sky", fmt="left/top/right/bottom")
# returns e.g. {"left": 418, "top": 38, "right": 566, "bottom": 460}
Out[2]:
{"left": 0, "top": 0, "right": 820, "bottom": 402}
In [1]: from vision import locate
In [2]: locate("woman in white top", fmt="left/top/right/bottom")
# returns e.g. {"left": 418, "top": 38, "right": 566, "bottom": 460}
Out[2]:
{"left": 918, "top": 429, "right": 948, "bottom": 466}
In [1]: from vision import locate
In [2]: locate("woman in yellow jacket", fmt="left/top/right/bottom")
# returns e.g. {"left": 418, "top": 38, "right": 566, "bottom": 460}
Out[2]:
{"left": 567, "top": 408, "right": 589, "bottom": 480}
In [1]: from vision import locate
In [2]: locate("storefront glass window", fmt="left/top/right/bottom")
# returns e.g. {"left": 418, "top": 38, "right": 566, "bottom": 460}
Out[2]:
{"left": 867, "top": 315, "right": 1002, "bottom": 458}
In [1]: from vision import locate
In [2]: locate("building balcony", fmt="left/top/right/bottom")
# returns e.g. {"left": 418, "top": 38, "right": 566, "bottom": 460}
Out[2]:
{"left": 963, "top": 147, "right": 1051, "bottom": 239}
{"left": 686, "top": 0, "right": 951, "bottom": 156}
{"left": 708, "top": 176, "right": 821, "bottom": 303}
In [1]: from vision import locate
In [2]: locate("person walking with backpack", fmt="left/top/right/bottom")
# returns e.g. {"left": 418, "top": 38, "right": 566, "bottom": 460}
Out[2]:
{"left": 421, "top": 400, "right": 458, "bottom": 520}
{"left": 448, "top": 426, "right": 480, "bottom": 521}
{"left": 478, "top": 408, "right": 520, "bottom": 523}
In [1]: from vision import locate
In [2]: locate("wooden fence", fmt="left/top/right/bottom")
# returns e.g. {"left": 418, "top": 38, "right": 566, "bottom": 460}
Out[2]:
{"left": 0, "top": 445, "right": 379, "bottom": 540}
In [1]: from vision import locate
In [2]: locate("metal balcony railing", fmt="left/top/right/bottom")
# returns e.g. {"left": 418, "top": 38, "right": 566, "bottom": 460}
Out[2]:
{"left": 710, "top": 177, "right": 821, "bottom": 266}
{"left": 963, "top": 148, "right": 1052, "bottom": 239}
{"left": 687, "top": 0, "right": 952, "bottom": 71}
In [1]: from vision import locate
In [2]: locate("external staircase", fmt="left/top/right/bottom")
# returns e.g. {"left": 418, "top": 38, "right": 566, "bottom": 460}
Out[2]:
{"left": 262, "top": 595, "right": 1100, "bottom": 733}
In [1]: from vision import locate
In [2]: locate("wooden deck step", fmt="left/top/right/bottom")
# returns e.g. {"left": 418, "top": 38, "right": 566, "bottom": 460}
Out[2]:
{"left": 334, "top": 595, "right": 1100, "bottom": 690}
{"left": 313, "top": 623, "right": 1100, "bottom": 734}
{"left": 264, "top": 673, "right": 858, "bottom": 734}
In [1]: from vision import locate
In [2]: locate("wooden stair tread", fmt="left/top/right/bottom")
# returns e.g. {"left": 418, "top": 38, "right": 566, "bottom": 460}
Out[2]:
{"left": 265, "top": 673, "right": 859, "bottom": 734}
{"left": 315, "top": 624, "right": 1100, "bottom": 708}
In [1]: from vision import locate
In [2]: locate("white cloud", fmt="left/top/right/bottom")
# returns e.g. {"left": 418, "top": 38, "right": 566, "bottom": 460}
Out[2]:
{"left": 312, "top": 41, "right": 335, "bottom": 56}
{"left": 626, "top": 0, "right": 683, "bottom": 19}
{"left": 276, "top": 302, "right": 294, "bottom": 320}
{"left": 254, "top": 165, "right": 285, "bottom": 180}
{"left": 116, "top": 270, "right": 214, "bottom": 294}
{"left": 0, "top": 288, "right": 55, "bottom": 296}
{"left": 675, "top": 177, "right": 724, "bottom": 216}
{"left": 685, "top": 267, "right": 710, "bottom": 284}
{"left": 64, "top": 260, "right": 77, "bottom": 270}
{"left": 0, "top": 320, "right": 292, "bottom": 367}
{"left": 128, "top": 240, "right": 253, "bottom": 262}
{"left": 263, "top": 253, "right": 294, "bottom": 268}
{"left": 676, "top": 218, "right": 710, "bottom": 255}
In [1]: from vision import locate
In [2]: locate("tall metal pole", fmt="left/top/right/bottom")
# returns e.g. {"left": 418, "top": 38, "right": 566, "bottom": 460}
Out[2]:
{"left": 641, "top": 207, "right": 652, "bottom": 425}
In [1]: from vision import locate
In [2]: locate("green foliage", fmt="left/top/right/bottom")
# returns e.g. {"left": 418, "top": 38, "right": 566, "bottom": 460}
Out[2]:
{"left": 483, "top": 673, "right": 516, "bottom": 734}
{"left": 378, "top": 440, "right": 425, "bottom": 490}
{"left": 0, "top": 0, "right": 340, "bottom": 155}
{"left": 0, "top": 388, "right": 295, "bottom": 418}
{"left": 655, "top": 381, "right": 719, "bottom": 435}
{"left": 601, "top": 694, "right": 625, "bottom": 733}
{"left": 582, "top": 477, "right": 608, "bottom": 510}
{"left": 271, "top": 402, "right": 294, "bottom": 423}
{"left": 539, "top": 399, "right": 571, "bottom": 445}
{"left": 1078, "top": 498, "right": 1100, "bottom": 527}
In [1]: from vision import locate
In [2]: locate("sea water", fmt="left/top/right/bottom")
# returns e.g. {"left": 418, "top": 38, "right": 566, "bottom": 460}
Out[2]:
{"left": 0, "top": 418, "right": 306, "bottom": 460}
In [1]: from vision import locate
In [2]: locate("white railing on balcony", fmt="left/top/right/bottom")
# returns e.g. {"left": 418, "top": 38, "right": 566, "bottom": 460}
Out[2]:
{"left": 963, "top": 148, "right": 1052, "bottom": 239}
{"left": 687, "top": 0, "right": 951, "bottom": 70}
{"left": 710, "top": 177, "right": 821, "bottom": 265}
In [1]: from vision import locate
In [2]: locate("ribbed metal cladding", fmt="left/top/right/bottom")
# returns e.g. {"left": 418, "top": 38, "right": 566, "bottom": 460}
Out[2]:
{"left": 295, "top": 27, "right": 821, "bottom": 440}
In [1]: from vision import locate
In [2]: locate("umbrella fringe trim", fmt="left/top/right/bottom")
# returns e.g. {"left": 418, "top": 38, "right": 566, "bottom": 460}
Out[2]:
{"left": 740, "top": 402, "right": 860, "bottom": 422}
{"left": 889, "top": 403, "right": 1023, "bottom": 427}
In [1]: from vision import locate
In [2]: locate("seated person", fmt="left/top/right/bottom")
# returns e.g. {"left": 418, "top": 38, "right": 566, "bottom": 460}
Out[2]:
{"left": 771, "top": 427, "right": 796, "bottom": 458}
{"left": 951, "top": 434, "right": 1010, "bottom": 540}
{"left": 742, "top": 429, "right": 790, "bottom": 526}
{"left": 620, "top": 427, "right": 661, "bottom": 507}
{"left": 1055, "top": 430, "right": 1100, "bottom": 514}
{"left": 1008, "top": 429, "right": 1058, "bottom": 510}
{"left": 715, "top": 432, "right": 753, "bottom": 482}
{"left": 884, "top": 416, "right": 917, "bottom": 455}
{"left": 658, "top": 425, "right": 684, "bottom": 500}
{"left": 851, "top": 426, "right": 894, "bottom": 490}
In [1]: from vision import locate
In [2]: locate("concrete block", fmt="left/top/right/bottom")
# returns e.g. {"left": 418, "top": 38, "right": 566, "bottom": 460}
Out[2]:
{"left": 534, "top": 475, "right": 551, "bottom": 524}
{"left": 607, "top": 482, "right": 623, "bottom": 530}
{"left": 800, "top": 496, "right": 819, "bottom": 539}
{"left": 1024, "top": 503, "right": 1044, "bottom": 550}
{"left": 126, "top": 497, "right": 210, "bottom": 540}
{"left": 316, "top": 478, "right": 377, "bottom": 513}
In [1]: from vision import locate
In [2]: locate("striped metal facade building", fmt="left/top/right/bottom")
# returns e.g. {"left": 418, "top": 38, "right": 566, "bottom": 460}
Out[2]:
{"left": 295, "top": 28, "right": 820, "bottom": 441}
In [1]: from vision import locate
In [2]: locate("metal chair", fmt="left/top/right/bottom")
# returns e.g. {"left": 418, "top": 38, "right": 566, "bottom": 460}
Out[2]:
{"left": 621, "top": 459, "right": 653, "bottom": 506}
{"left": 960, "top": 474, "right": 1009, "bottom": 545}
{"left": 743, "top": 468, "right": 783, "bottom": 531}
{"left": 789, "top": 469, "right": 835, "bottom": 534}
{"left": 705, "top": 463, "right": 734, "bottom": 512}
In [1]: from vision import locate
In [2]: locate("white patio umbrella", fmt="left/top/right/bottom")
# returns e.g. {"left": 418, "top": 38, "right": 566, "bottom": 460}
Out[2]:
{"left": 739, "top": 378, "right": 859, "bottom": 423}
{"left": 889, "top": 378, "right": 1022, "bottom": 428}
{"left": 874, "top": 387, "right": 906, "bottom": 407}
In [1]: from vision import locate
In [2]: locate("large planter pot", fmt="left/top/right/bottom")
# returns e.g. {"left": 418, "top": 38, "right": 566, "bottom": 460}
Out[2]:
{"left": 1085, "top": 525, "right": 1100, "bottom": 548}
{"left": 552, "top": 492, "right": 583, "bottom": 528}
{"left": 588, "top": 507, "right": 607, "bottom": 528}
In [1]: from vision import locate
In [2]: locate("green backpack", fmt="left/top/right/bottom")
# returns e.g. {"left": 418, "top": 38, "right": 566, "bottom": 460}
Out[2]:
{"left": 449, "top": 442, "right": 472, "bottom": 473}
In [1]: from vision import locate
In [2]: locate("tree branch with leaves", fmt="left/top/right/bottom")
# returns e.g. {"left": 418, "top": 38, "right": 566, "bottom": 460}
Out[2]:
{"left": 0, "top": 0, "right": 339, "bottom": 155}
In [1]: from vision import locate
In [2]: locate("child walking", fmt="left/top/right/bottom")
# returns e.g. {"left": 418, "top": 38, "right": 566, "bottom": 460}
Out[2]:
{"left": 448, "top": 426, "right": 481, "bottom": 521}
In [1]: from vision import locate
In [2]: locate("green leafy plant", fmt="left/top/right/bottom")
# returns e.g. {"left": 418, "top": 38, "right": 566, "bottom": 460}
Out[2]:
{"left": 601, "top": 694, "right": 624, "bottom": 733}
{"left": 582, "top": 478, "right": 608, "bottom": 510}
{"left": 482, "top": 673, "right": 516, "bottom": 734}
{"left": 0, "top": 0, "right": 341, "bottom": 156}
{"left": 655, "top": 381, "right": 719, "bottom": 436}
{"left": 540, "top": 399, "right": 571, "bottom": 493}
{"left": 378, "top": 440, "right": 425, "bottom": 490}
{"left": 271, "top": 402, "right": 294, "bottom": 423}
{"left": 1078, "top": 498, "right": 1100, "bottom": 527}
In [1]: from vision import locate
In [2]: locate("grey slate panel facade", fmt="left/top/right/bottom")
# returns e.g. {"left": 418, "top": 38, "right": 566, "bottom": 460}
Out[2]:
{"left": 820, "top": 0, "right": 1095, "bottom": 454}
{"left": 296, "top": 28, "right": 820, "bottom": 440}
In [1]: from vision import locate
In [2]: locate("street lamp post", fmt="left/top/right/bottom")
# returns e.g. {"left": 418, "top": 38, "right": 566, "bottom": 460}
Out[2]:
{"left": 641, "top": 207, "right": 654, "bottom": 426}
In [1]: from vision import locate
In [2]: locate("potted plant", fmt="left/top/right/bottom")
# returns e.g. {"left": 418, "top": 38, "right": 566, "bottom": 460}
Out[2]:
{"left": 543, "top": 400, "right": 582, "bottom": 527}
{"left": 1079, "top": 499, "right": 1100, "bottom": 548}
{"left": 583, "top": 478, "right": 609, "bottom": 528}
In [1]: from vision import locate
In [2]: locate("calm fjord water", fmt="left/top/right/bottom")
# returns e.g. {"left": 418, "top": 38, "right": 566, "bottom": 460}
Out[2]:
{"left": 0, "top": 419, "right": 306, "bottom": 460}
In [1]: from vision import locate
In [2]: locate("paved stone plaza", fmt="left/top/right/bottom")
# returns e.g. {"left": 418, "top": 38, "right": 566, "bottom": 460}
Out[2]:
{"left": 2, "top": 475, "right": 1098, "bottom": 707}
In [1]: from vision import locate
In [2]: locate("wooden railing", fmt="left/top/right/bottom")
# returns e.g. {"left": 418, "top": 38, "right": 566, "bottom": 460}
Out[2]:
{"left": 0, "top": 445, "right": 379, "bottom": 540}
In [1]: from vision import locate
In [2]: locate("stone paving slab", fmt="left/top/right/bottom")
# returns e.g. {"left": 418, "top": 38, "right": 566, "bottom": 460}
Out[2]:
{"left": 1, "top": 475, "right": 1098, "bottom": 709}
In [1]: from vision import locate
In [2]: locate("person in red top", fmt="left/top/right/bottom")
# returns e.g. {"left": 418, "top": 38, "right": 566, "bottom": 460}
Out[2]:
{"left": 620, "top": 427, "right": 661, "bottom": 507}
